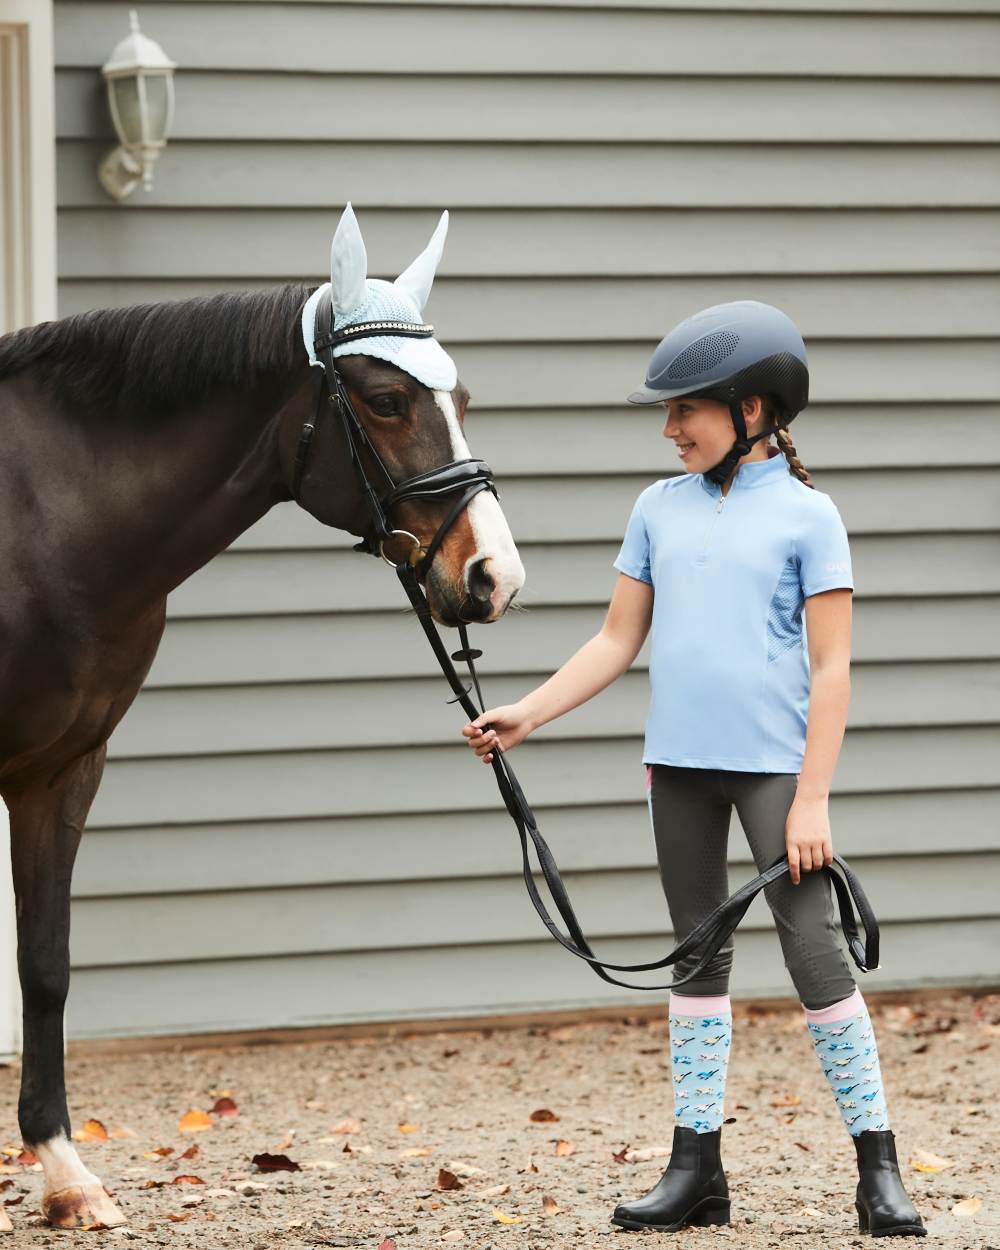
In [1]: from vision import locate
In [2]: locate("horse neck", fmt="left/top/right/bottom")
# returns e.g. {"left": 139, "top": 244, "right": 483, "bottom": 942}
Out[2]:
{"left": 17, "top": 377, "right": 294, "bottom": 623}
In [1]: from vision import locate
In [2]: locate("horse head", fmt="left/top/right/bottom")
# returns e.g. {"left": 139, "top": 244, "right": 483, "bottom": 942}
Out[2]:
{"left": 286, "top": 204, "right": 524, "bottom": 627}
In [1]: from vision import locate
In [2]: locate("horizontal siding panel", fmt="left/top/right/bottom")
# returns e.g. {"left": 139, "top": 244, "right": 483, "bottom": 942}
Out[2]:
{"left": 167, "top": 535, "right": 1000, "bottom": 618}
{"left": 57, "top": 71, "right": 1000, "bottom": 143}
{"left": 69, "top": 853, "right": 997, "bottom": 967}
{"left": 57, "top": 142, "right": 1000, "bottom": 208}
{"left": 87, "top": 728, "right": 1000, "bottom": 827}
{"left": 146, "top": 598, "right": 1000, "bottom": 689}
{"left": 54, "top": 6, "right": 1000, "bottom": 77}
{"left": 228, "top": 470, "right": 999, "bottom": 551}
{"left": 65, "top": 917, "right": 1000, "bottom": 1039}
{"left": 109, "top": 661, "right": 999, "bottom": 759}
{"left": 74, "top": 789, "right": 1000, "bottom": 897}
{"left": 52, "top": 274, "right": 1000, "bottom": 338}
{"left": 55, "top": 209, "right": 1000, "bottom": 281}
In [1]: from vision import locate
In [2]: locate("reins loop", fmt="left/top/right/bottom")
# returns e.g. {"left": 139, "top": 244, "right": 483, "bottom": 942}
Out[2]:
{"left": 297, "top": 289, "right": 882, "bottom": 992}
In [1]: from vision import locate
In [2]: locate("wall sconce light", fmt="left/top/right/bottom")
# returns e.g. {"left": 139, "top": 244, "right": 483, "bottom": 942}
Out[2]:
{"left": 98, "top": 9, "right": 177, "bottom": 202}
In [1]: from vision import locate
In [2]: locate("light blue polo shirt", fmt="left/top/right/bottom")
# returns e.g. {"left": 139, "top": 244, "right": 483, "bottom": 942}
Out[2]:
{"left": 613, "top": 448, "right": 854, "bottom": 773}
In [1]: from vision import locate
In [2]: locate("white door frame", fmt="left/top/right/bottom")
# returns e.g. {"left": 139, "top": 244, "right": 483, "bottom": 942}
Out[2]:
{"left": 0, "top": 0, "right": 56, "bottom": 1058}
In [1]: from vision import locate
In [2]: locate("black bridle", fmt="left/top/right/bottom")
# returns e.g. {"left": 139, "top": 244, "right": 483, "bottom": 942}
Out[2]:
{"left": 294, "top": 288, "right": 881, "bottom": 991}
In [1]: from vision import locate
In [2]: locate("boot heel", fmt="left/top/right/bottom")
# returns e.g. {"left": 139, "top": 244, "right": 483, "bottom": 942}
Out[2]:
{"left": 692, "top": 1200, "right": 730, "bottom": 1227}
{"left": 856, "top": 1201, "right": 869, "bottom": 1233}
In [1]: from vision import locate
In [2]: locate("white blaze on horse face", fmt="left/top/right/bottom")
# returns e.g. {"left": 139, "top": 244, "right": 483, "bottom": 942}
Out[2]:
{"left": 35, "top": 1133, "right": 102, "bottom": 1195}
{"left": 433, "top": 391, "right": 525, "bottom": 612}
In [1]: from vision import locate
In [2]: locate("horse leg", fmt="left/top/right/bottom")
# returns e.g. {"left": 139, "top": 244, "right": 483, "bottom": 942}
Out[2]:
{"left": 6, "top": 746, "right": 126, "bottom": 1230}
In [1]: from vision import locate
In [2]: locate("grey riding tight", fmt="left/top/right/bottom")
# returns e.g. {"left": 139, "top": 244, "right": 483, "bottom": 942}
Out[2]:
{"left": 646, "top": 763, "right": 857, "bottom": 1011}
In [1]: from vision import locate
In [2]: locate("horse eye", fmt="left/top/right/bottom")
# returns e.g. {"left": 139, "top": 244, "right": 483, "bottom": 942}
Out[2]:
{"left": 370, "top": 394, "right": 403, "bottom": 418}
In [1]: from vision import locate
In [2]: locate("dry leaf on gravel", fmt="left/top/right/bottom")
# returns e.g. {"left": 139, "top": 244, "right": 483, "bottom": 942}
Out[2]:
{"left": 143, "top": 1147, "right": 174, "bottom": 1159}
{"left": 73, "top": 1118, "right": 109, "bottom": 1143}
{"left": 251, "top": 1152, "right": 301, "bottom": 1173}
{"left": 436, "top": 1168, "right": 463, "bottom": 1191}
{"left": 171, "top": 1175, "right": 205, "bottom": 1186}
{"left": 625, "top": 1146, "right": 671, "bottom": 1162}
{"left": 397, "top": 1123, "right": 420, "bottom": 1134}
{"left": 179, "top": 1145, "right": 199, "bottom": 1161}
{"left": 554, "top": 1139, "right": 576, "bottom": 1156}
{"left": 445, "top": 1161, "right": 486, "bottom": 1177}
{"left": 178, "top": 1110, "right": 213, "bottom": 1134}
{"left": 952, "top": 1197, "right": 982, "bottom": 1217}
{"left": 910, "top": 1149, "right": 955, "bottom": 1173}
{"left": 210, "top": 1097, "right": 239, "bottom": 1118}
{"left": 542, "top": 1194, "right": 563, "bottom": 1215}
{"left": 328, "top": 1118, "right": 362, "bottom": 1134}
{"left": 770, "top": 1094, "right": 801, "bottom": 1107}
{"left": 529, "top": 1108, "right": 559, "bottom": 1122}
{"left": 491, "top": 1208, "right": 522, "bottom": 1224}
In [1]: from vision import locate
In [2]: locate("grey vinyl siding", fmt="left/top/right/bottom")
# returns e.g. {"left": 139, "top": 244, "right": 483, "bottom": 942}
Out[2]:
{"left": 53, "top": 0, "right": 1000, "bottom": 1039}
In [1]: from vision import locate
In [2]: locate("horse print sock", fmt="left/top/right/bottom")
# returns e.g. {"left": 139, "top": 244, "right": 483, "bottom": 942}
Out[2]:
{"left": 804, "top": 987, "right": 890, "bottom": 1136}
{"left": 668, "top": 992, "right": 732, "bottom": 1134}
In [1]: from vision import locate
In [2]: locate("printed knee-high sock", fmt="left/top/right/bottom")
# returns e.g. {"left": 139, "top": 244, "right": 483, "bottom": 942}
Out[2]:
{"left": 804, "top": 987, "right": 890, "bottom": 1136}
{"left": 668, "top": 992, "right": 732, "bottom": 1133}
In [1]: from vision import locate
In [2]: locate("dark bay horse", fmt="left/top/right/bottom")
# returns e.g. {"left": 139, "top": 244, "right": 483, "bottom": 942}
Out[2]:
{"left": 0, "top": 281, "right": 524, "bottom": 1228}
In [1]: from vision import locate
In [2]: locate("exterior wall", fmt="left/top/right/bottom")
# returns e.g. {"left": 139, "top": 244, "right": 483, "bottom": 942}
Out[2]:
{"left": 51, "top": 0, "right": 1000, "bottom": 1038}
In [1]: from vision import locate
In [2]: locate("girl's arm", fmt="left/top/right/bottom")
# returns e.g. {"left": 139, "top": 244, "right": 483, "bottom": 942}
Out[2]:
{"left": 786, "top": 587, "right": 853, "bottom": 883}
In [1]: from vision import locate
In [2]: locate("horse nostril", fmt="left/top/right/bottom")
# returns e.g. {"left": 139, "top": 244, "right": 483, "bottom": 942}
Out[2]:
{"left": 468, "top": 557, "right": 495, "bottom": 605}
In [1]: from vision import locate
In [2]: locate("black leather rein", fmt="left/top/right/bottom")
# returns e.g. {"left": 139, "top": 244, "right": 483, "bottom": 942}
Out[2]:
{"left": 295, "top": 288, "right": 881, "bottom": 992}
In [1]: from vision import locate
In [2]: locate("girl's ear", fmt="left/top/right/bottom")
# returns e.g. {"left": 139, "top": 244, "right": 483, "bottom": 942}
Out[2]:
{"left": 330, "top": 203, "right": 369, "bottom": 319}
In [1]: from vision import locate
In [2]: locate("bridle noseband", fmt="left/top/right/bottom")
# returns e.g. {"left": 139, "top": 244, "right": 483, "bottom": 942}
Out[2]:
{"left": 292, "top": 287, "right": 498, "bottom": 583}
{"left": 290, "top": 288, "right": 881, "bottom": 992}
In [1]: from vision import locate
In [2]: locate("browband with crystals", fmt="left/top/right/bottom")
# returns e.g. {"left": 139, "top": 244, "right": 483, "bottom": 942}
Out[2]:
{"left": 316, "top": 319, "right": 436, "bottom": 351}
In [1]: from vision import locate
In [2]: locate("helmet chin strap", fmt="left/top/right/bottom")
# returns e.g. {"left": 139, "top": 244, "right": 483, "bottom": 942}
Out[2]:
{"left": 702, "top": 400, "right": 781, "bottom": 487}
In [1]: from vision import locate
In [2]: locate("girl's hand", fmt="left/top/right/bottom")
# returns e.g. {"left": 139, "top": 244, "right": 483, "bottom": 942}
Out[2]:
{"left": 461, "top": 703, "right": 535, "bottom": 764}
{"left": 785, "top": 796, "right": 834, "bottom": 885}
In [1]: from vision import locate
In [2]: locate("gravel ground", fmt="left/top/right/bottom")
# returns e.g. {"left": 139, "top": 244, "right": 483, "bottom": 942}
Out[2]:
{"left": 0, "top": 990, "right": 996, "bottom": 1248}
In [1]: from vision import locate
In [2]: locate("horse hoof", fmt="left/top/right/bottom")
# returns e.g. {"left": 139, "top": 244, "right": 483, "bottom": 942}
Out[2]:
{"left": 43, "top": 1184, "right": 126, "bottom": 1230}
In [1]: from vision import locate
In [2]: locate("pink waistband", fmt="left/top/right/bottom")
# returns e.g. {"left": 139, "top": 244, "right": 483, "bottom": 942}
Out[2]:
{"left": 669, "top": 992, "right": 731, "bottom": 1015}
{"left": 802, "top": 986, "right": 865, "bottom": 1024}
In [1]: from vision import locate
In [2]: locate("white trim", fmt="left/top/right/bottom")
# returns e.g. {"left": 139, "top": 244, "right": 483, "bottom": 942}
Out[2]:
{"left": 1, "top": 0, "right": 57, "bottom": 332}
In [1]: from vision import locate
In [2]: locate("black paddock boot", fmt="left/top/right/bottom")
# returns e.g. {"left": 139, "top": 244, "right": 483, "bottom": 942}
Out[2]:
{"left": 610, "top": 1125, "right": 729, "bottom": 1232}
{"left": 853, "top": 1130, "right": 926, "bottom": 1238}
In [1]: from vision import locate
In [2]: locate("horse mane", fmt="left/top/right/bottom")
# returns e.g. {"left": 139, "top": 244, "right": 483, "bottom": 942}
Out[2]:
{"left": 0, "top": 283, "right": 318, "bottom": 417}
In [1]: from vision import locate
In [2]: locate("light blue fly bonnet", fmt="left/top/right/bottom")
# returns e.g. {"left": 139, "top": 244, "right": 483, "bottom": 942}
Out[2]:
{"left": 301, "top": 203, "right": 457, "bottom": 392}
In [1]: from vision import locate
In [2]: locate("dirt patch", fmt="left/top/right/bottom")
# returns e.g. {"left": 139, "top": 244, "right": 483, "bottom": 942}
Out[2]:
{"left": 0, "top": 991, "right": 996, "bottom": 1248}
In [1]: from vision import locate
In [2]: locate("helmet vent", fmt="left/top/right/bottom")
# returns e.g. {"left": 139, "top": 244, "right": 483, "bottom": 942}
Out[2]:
{"left": 666, "top": 330, "right": 740, "bottom": 380}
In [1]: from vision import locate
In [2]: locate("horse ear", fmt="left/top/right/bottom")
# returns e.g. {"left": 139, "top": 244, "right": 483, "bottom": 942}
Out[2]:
{"left": 394, "top": 210, "right": 449, "bottom": 313}
{"left": 330, "top": 203, "right": 368, "bottom": 318}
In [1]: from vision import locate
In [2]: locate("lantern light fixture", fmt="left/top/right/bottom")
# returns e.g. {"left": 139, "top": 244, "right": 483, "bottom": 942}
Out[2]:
{"left": 98, "top": 9, "right": 177, "bottom": 202}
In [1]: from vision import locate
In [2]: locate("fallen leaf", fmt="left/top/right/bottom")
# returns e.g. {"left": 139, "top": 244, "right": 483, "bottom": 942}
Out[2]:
{"left": 171, "top": 1175, "right": 205, "bottom": 1186}
{"left": 442, "top": 1231, "right": 464, "bottom": 1242}
{"left": 210, "top": 1097, "right": 239, "bottom": 1118}
{"left": 517, "top": 1157, "right": 539, "bottom": 1174}
{"left": 399, "top": 1148, "right": 432, "bottom": 1158}
{"left": 378, "top": 1239, "right": 396, "bottom": 1250}
{"left": 612, "top": 1145, "right": 631, "bottom": 1163}
{"left": 179, "top": 1145, "right": 200, "bottom": 1161}
{"left": 555, "top": 1139, "right": 576, "bottom": 1157}
{"left": 542, "top": 1194, "right": 562, "bottom": 1215}
{"left": 143, "top": 1147, "right": 174, "bottom": 1160}
{"left": 626, "top": 1146, "right": 672, "bottom": 1162}
{"left": 794, "top": 1142, "right": 812, "bottom": 1152}
{"left": 139, "top": 1180, "right": 167, "bottom": 1190}
{"left": 529, "top": 1108, "right": 559, "bottom": 1123}
{"left": 301, "top": 1159, "right": 339, "bottom": 1172}
{"left": 910, "top": 1148, "right": 955, "bottom": 1173}
{"left": 178, "top": 1110, "right": 213, "bottom": 1134}
{"left": 111, "top": 1126, "right": 137, "bottom": 1140}
{"left": 491, "top": 1209, "right": 522, "bottom": 1225}
{"left": 770, "top": 1094, "right": 801, "bottom": 1108}
{"left": 328, "top": 1118, "right": 361, "bottom": 1135}
{"left": 445, "top": 1161, "right": 486, "bottom": 1177}
{"left": 952, "top": 1197, "right": 982, "bottom": 1218}
{"left": 436, "top": 1169, "right": 463, "bottom": 1192}
{"left": 275, "top": 1131, "right": 297, "bottom": 1151}
{"left": 251, "top": 1152, "right": 301, "bottom": 1173}
{"left": 166, "top": 1211, "right": 194, "bottom": 1223}
{"left": 397, "top": 1123, "right": 420, "bottom": 1134}
{"left": 73, "top": 1125, "right": 109, "bottom": 1145}
{"left": 481, "top": 1183, "right": 510, "bottom": 1198}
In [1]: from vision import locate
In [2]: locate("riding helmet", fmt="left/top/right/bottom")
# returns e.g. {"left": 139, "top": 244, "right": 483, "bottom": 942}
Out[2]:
{"left": 627, "top": 300, "right": 809, "bottom": 486}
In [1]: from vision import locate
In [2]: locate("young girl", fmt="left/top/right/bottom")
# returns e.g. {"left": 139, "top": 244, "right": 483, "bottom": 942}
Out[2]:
{"left": 461, "top": 302, "right": 926, "bottom": 1238}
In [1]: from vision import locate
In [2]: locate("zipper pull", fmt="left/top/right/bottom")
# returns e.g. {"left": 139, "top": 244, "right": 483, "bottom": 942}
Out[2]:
{"left": 716, "top": 496, "right": 726, "bottom": 513}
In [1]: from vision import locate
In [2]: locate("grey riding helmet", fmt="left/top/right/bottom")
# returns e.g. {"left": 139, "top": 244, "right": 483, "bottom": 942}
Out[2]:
{"left": 627, "top": 300, "right": 809, "bottom": 486}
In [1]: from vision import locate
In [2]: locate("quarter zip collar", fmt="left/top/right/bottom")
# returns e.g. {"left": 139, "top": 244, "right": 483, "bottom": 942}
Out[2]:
{"left": 698, "top": 445, "right": 789, "bottom": 496}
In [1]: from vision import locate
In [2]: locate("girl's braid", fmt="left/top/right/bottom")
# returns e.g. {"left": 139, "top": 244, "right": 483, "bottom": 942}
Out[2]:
{"left": 774, "top": 427, "right": 813, "bottom": 488}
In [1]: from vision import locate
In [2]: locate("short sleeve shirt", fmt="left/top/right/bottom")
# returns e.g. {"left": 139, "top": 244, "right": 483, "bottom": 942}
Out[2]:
{"left": 613, "top": 448, "right": 853, "bottom": 773}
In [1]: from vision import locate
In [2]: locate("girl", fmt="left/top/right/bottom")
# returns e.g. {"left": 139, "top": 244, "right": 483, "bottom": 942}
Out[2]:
{"left": 461, "top": 302, "right": 926, "bottom": 1238}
